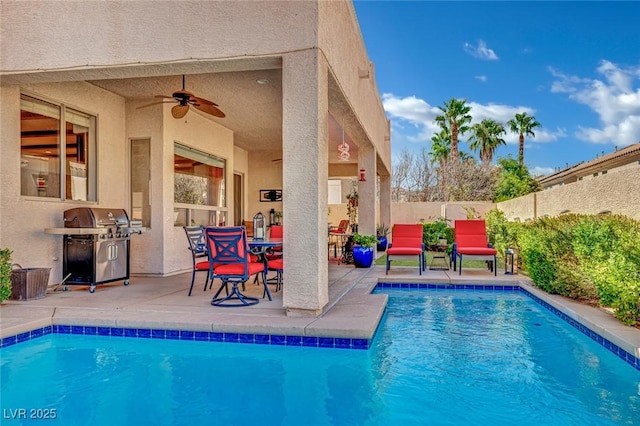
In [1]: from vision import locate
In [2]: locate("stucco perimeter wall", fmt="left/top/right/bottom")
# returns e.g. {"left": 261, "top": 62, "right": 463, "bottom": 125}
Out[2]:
{"left": 391, "top": 202, "right": 497, "bottom": 224}
{"left": 498, "top": 165, "right": 640, "bottom": 221}
{"left": 497, "top": 194, "right": 536, "bottom": 222}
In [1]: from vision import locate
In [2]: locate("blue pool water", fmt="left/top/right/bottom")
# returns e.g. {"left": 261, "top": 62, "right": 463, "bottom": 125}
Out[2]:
{"left": 2, "top": 289, "right": 639, "bottom": 425}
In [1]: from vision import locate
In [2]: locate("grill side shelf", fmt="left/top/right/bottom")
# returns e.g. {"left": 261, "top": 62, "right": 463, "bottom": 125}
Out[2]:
{"left": 44, "top": 228, "right": 107, "bottom": 235}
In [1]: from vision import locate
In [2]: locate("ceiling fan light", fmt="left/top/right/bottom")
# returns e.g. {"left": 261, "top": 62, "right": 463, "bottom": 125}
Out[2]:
{"left": 172, "top": 104, "right": 189, "bottom": 119}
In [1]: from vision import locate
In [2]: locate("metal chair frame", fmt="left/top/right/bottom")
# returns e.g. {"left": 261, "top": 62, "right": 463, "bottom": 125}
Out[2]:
{"left": 183, "top": 226, "right": 210, "bottom": 296}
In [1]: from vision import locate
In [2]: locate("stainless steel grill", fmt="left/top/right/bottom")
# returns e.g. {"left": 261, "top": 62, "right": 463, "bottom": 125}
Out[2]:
{"left": 59, "top": 208, "right": 143, "bottom": 293}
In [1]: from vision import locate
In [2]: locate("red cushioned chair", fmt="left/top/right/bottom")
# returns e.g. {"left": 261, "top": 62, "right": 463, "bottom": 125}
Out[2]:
{"left": 205, "top": 226, "right": 267, "bottom": 306}
{"left": 183, "top": 226, "right": 210, "bottom": 296}
{"left": 385, "top": 224, "right": 425, "bottom": 275}
{"left": 267, "top": 258, "right": 283, "bottom": 294}
{"left": 266, "top": 225, "right": 283, "bottom": 260}
{"left": 328, "top": 219, "right": 350, "bottom": 259}
{"left": 453, "top": 220, "right": 497, "bottom": 276}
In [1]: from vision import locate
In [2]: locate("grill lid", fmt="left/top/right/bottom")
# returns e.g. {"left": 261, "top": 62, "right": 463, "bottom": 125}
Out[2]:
{"left": 64, "top": 208, "right": 129, "bottom": 228}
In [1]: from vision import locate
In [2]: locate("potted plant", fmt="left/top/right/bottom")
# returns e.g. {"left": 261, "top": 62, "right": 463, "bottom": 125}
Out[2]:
{"left": 0, "top": 248, "right": 12, "bottom": 303}
{"left": 376, "top": 223, "right": 390, "bottom": 251}
{"left": 351, "top": 233, "right": 377, "bottom": 268}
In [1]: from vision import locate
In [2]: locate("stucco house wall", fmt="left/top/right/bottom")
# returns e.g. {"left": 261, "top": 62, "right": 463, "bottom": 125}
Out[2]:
{"left": 1, "top": 1, "right": 389, "bottom": 316}
{"left": 0, "top": 82, "right": 125, "bottom": 277}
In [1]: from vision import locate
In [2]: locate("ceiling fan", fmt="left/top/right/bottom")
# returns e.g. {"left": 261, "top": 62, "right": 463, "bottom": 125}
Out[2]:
{"left": 137, "top": 75, "right": 225, "bottom": 119}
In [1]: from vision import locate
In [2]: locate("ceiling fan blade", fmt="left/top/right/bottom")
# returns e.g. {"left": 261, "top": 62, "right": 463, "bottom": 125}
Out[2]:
{"left": 155, "top": 94, "right": 176, "bottom": 100}
{"left": 191, "top": 95, "right": 219, "bottom": 107}
{"left": 137, "top": 100, "right": 175, "bottom": 109}
{"left": 193, "top": 103, "right": 225, "bottom": 118}
{"left": 172, "top": 104, "right": 190, "bottom": 119}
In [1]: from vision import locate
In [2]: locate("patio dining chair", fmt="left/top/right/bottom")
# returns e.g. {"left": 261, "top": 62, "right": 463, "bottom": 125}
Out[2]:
{"left": 328, "top": 219, "right": 349, "bottom": 259}
{"left": 183, "top": 226, "right": 211, "bottom": 296}
{"left": 205, "top": 226, "right": 266, "bottom": 307}
{"left": 266, "top": 225, "right": 283, "bottom": 260}
{"left": 267, "top": 257, "right": 283, "bottom": 294}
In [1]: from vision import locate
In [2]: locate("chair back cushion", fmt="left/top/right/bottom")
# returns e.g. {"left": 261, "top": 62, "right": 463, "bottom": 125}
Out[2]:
{"left": 454, "top": 220, "right": 489, "bottom": 247}
{"left": 390, "top": 224, "right": 423, "bottom": 248}
{"left": 270, "top": 225, "right": 283, "bottom": 239}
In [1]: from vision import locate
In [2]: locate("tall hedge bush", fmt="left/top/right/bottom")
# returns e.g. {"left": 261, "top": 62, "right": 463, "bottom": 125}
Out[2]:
{"left": 485, "top": 211, "right": 640, "bottom": 326}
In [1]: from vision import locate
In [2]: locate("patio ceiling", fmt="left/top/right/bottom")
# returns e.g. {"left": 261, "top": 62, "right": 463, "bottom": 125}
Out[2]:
{"left": 88, "top": 69, "right": 359, "bottom": 165}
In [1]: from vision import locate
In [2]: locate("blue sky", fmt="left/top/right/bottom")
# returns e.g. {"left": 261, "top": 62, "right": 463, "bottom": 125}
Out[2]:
{"left": 353, "top": 1, "right": 640, "bottom": 176}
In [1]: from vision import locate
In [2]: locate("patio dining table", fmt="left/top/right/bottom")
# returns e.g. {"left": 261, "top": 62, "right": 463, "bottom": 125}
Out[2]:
{"left": 248, "top": 238, "right": 282, "bottom": 301}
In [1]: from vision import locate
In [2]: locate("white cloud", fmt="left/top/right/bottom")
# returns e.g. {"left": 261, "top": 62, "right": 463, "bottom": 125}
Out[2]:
{"left": 549, "top": 60, "right": 640, "bottom": 146}
{"left": 464, "top": 40, "right": 499, "bottom": 61}
{"left": 530, "top": 166, "right": 556, "bottom": 178}
{"left": 475, "top": 75, "right": 488, "bottom": 82}
{"left": 382, "top": 94, "right": 565, "bottom": 146}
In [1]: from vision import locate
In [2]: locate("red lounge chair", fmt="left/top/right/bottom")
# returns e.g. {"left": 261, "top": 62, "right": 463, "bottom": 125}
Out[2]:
{"left": 385, "top": 224, "right": 425, "bottom": 275}
{"left": 453, "top": 220, "right": 497, "bottom": 276}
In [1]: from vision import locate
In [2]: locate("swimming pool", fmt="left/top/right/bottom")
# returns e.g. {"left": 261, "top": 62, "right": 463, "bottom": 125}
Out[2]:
{"left": 2, "top": 288, "right": 639, "bottom": 425}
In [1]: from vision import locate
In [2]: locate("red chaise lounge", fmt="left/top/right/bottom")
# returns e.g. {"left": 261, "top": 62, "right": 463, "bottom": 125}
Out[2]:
{"left": 385, "top": 224, "right": 425, "bottom": 275}
{"left": 453, "top": 219, "right": 497, "bottom": 276}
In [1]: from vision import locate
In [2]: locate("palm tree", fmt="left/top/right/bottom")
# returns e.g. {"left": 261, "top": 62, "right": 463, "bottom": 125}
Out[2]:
{"left": 469, "top": 119, "right": 506, "bottom": 164}
{"left": 430, "top": 128, "right": 450, "bottom": 199}
{"left": 507, "top": 112, "right": 541, "bottom": 166}
{"left": 434, "top": 98, "right": 472, "bottom": 168}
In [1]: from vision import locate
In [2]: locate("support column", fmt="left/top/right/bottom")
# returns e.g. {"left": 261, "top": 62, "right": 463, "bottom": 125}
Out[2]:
{"left": 357, "top": 145, "right": 377, "bottom": 237}
{"left": 379, "top": 173, "right": 391, "bottom": 230}
{"left": 281, "top": 48, "right": 329, "bottom": 316}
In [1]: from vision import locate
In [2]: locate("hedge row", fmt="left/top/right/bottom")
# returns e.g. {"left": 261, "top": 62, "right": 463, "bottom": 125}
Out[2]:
{"left": 485, "top": 210, "right": 640, "bottom": 326}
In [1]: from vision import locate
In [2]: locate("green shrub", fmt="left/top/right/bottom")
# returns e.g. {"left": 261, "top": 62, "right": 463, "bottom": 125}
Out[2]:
{"left": 0, "top": 248, "right": 12, "bottom": 302}
{"left": 513, "top": 214, "right": 639, "bottom": 326}
{"left": 422, "top": 219, "right": 453, "bottom": 249}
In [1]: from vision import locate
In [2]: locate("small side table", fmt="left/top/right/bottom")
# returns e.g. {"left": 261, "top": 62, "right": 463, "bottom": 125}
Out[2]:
{"left": 429, "top": 242, "right": 450, "bottom": 270}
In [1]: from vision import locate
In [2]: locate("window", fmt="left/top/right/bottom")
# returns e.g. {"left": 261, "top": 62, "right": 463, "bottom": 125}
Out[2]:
{"left": 173, "top": 143, "right": 227, "bottom": 227}
{"left": 131, "top": 139, "right": 151, "bottom": 227}
{"left": 20, "top": 94, "right": 96, "bottom": 200}
{"left": 328, "top": 180, "right": 342, "bottom": 204}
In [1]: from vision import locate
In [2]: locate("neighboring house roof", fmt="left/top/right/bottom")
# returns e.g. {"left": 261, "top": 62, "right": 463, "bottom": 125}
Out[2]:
{"left": 537, "top": 141, "right": 640, "bottom": 188}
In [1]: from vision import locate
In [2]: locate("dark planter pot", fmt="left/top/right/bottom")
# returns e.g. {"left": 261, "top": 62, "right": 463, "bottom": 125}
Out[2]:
{"left": 376, "top": 236, "right": 388, "bottom": 252}
{"left": 352, "top": 245, "right": 374, "bottom": 268}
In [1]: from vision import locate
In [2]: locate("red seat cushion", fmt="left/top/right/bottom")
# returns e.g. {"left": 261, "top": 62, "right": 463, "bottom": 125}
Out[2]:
{"left": 457, "top": 247, "right": 497, "bottom": 255}
{"left": 195, "top": 261, "right": 210, "bottom": 270}
{"left": 214, "top": 262, "right": 264, "bottom": 276}
{"left": 268, "top": 258, "right": 283, "bottom": 271}
{"left": 386, "top": 247, "right": 422, "bottom": 255}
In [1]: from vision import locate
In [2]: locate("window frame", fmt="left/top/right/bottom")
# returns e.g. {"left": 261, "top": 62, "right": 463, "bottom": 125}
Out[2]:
{"left": 173, "top": 142, "right": 228, "bottom": 227}
{"left": 19, "top": 92, "right": 97, "bottom": 201}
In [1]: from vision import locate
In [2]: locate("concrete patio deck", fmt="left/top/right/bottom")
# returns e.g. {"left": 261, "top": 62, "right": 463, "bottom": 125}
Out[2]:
{"left": 1, "top": 263, "right": 639, "bottom": 361}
